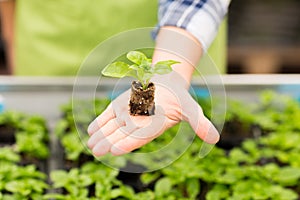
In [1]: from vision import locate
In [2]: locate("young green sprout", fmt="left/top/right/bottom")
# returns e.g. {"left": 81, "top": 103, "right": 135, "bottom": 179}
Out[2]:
{"left": 102, "top": 51, "right": 180, "bottom": 90}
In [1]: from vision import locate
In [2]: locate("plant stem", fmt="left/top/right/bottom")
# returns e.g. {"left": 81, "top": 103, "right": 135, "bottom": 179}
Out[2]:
{"left": 143, "top": 80, "right": 150, "bottom": 90}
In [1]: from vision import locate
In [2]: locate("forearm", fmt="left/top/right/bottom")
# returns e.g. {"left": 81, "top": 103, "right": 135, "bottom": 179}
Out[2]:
{"left": 153, "top": 0, "right": 230, "bottom": 86}
{"left": 152, "top": 26, "right": 203, "bottom": 88}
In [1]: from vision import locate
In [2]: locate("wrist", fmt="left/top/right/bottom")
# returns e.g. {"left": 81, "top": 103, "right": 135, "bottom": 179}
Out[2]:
{"left": 152, "top": 71, "right": 190, "bottom": 90}
{"left": 152, "top": 26, "right": 203, "bottom": 87}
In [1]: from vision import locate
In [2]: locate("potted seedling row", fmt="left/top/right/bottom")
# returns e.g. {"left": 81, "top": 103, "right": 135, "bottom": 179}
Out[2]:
{"left": 0, "top": 111, "right": 21, "bottom": 146}
{"left": 0, "top": 112, "right": 50, "bottom": 199}
{"left": 0, "top": 111, "right": 50, "bottom": 173}
{"left": 54, "top": 99, "right": 112, "bottom": 169}
{"left": 0, "top": 149, "right": 49, "bottom": 200}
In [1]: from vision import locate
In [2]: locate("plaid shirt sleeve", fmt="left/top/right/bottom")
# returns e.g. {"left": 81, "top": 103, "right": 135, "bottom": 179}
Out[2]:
{"left": 156, "top": 0, "right": 230, "bottom": 50}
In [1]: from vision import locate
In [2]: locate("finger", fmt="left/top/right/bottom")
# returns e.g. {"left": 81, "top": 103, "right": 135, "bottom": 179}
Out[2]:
{"left": 183, "top": 96, "right": 220, "bottom": 144}
{"left": 87, "top": 118, "right": 124, "bottom": 149}
{"left": 92, "top": 126, "right": 135, "bottom": 157}
{"left": 87, "top": 104, "right": 115, "bottom": 135}
{"left": 195, "top": 115, "right": 220, "bottom": 144}
{"left": 110, "top": 116, "right": 167, "bottom": 156}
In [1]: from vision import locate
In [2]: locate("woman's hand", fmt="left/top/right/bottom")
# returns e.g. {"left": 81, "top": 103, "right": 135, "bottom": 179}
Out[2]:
{"left": 87, "top": 73, "right": 219, "bottom": 156}
{"left": 88, "top": 26, "right": 220, "bottom": 156}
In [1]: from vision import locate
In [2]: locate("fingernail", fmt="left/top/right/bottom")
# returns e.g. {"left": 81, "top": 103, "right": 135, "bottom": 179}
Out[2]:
{"left": 87, "top": 137, "right": 94, "bottom": 149}
{"left": 87, "top": 120, "right": 98, "bottom": 135}
{"left": 110, "top": 145, "right": 127, "bottom": 156}
{"left": 205, "top": 124, "right": 220, "bottom": 144}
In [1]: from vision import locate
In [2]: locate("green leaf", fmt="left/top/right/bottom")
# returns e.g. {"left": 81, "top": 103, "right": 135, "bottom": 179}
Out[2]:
{"left": 126, "top": 69, "right": 138, "bottom": 79}
{"left": 186, "top": 178, "right": 200, "bottom": 199}
{"left": 155, "top": 60, "right": 180, "bottom": 66}
{"left": 154, "top": 60, "right": 178, "bottom": 75}
{"left": 2, "top": 194, "right": 16, "bottom": 200}
{"left": 5, "top": 180, "right": 31, "bottom": 196}
{"left": 102, "top": 62, "right": 130, "bottom": 78}
{"left": 0, "top": 147, "right": 20, "bottom": 163}
{"left": 229, "top": 148, "right": 252, "bottom": 164}
{"left": 12, "top": 165, "right": 46, "bottom": 180}
{"left": 43, "top": 193, "right": 67, "bottom": 200}
{"left": 261, "top": 163, "right": 280, "bottom": 180}
{"left": 61, "top": 132, "right": 86, "bottom": 161}
{"left": 216, "top": 169, "right": 240, "bottom": 184}
{"left": 136, "top": 68, "right": 145, "bottom": 82}
{"left": 94, "top": 182, "right": 106, "bottom": 198}
{"left": 110, "top": 188, "right": 122, "bottom": 198}
{"left": 153, "top": 64, "right": 172, "bottom": 75}
{"left": 273, "top": 167, "right": 300, "bottom": 186}
{"left": 153, "top": 65, "right": 172, "bottom": 75}
{"left": 111, "top": 186, "right": 135, "bottom": 199}
{"left": 29, "top": 179, "right": 48, "bottom": 193}
{"left": 66, "top": 184, "right": 80, "bottom": 196}
{"left": 140, "top": 63, "right": 152, "bottom": 71}
{"left": 129, "top": 64, "right": 139, "bottom": 70}
{"left": 79, "top": 174, "right": 93, "bottom": 187}
{"left": 143, "top": 72, "right": 154, "bottom": 83}
{"left": 268, "top": 186, "right": 298, "bottom": 200}
{"left": 133, "top": 191, "right": 155, "bottom": 200}
{"left": 141, "top": 172, "right": 160, "bottom": 185}
{"left": 154, "top": 177, "right": 172, "bottom": 197}
{"left": 206, "top": 184, "right": 229, "bottom": 200}
{"left": 50, "top": 170, "right": 68, "bottom": 188}
{"left": 126, "top": 51, "right": 147, "bottom": 65}
{"left": 54, "top": 119, "right": 68, "bottom": 138}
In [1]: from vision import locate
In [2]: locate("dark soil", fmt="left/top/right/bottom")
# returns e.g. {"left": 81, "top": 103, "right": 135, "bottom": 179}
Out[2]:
{"left": 129, "top": 81, "right": 155, "bottom": 116}
{"left": 19, "top": 154, "right": 48, "bottom": 173}
{"left": 117, "top": 162, "right": 147, "bottom": 192}
{"left": 217, "top": 120, "right": 255, "bottom": 149}
{"left": 0, "top": 125, "right": 16, "bottom": 145}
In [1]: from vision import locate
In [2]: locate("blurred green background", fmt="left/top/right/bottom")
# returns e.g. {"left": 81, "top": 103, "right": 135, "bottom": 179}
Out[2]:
{"left": 2, "top": 0, "right": 300, "bottom": 75}
{"left": 15, "top": 0, "right": 157, "bottom": 75}
{"left": 14, "top": 0, "right": 226, "bottom": 76}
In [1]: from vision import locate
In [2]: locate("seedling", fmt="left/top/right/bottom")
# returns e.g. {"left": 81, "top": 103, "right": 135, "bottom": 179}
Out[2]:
{"left": 102, "top": 51, "right": 180, "bottom": 115}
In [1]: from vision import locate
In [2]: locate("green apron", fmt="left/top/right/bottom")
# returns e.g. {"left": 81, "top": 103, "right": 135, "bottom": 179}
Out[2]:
{"left": 15, "top": 0, "right": 226, "bottom": 76}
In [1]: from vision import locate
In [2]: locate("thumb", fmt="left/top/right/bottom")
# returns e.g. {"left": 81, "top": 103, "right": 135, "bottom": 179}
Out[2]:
{"left": 182, "top": 96, "right": 220, "bottom": 144}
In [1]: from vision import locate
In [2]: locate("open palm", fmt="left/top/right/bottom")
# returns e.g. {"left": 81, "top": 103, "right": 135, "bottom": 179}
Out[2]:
{"left": 87, "top": 76, "right": 219, "bottom": 156}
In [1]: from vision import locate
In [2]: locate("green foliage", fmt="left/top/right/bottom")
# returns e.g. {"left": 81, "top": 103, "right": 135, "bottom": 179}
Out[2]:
{"left": 0, "top": 111, "right": 24, "bottom": 127}
{"left": 55, "top": 99, "right": 110, "bottom": 161}
{"left": 52, "top": 91, "right": 300, "bottom": 199}
{"left": 154, "top": 177, "right": 172, "bottom": 197}
{"left": 50, "top": 169, "right": 93, "bottom": 198}
{"left": 1, "top": 91, "right": 296, "bottom": 199}
{"left": 45, "top": 162, "right": 138, "bottom": 200}
{"left": 0, "top": 111, "right": 49, "bottom": 159}
{"left": 61, "top": 131, "right": 88, "bottom": 161}
{"left": 15, "top": 130, "right": 49, "bottom": 159}
{"left": 0, "top": 112, "right": 49, "bottom": 199}
{"left": 136, "top": 91, "right": 300, "bottom": 199}
{"left": 254, "top": 91, "right": 300, "bottom": 132}
{"left": 102, "top": 51, "right": 179, "bottom": 89}
{"left": 0, "top": 163, "right": 48, "bottom": 199}
{"left": 0, "top": 147, "right": 20, "bottom": 163}
{"left": 206, "top": 184, "right": 229, "bottom": 200}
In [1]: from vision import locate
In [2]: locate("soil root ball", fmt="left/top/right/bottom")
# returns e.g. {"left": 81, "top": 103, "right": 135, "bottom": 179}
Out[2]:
{"left": 129, "top": 81, "right": 155, "bottom": 116}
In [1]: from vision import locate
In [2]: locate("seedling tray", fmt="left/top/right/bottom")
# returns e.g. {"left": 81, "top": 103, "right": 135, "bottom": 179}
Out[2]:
{"left": 1, "top": 75, "right": 300, "bottom": 199}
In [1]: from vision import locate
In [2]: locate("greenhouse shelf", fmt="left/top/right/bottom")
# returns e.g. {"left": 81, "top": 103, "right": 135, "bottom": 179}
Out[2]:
{"left": 0, "top": 75, "right": 300, "bottom": 122}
